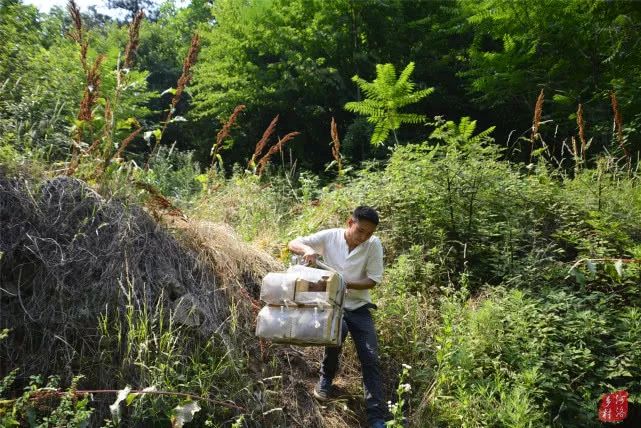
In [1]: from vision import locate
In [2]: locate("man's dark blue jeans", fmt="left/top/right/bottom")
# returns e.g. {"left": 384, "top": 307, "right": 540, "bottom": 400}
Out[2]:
{"left": 320, "top": 304, "right": 388, "bottom": 424}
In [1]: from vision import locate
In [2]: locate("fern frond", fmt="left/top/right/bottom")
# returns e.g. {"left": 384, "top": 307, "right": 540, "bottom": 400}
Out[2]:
{"left": 396, "top": 113, "right": 426, "bottom": 124}
{"left": 395, "top": 87, "right": 434, "bottom": 108}
{"left": 371, "top": 120, "right": 391, "bottom": 146}
{"left": 468, "top": 125, "right": 496, "bottom": 144}
{"left": 345, "top": 61, "right": 433, "bottom": 147}
{"left": 345, "top": 99, "right": 385, "bottom": 116}
{"left": 396, "top": 62, "right": 415, "bottom": 87}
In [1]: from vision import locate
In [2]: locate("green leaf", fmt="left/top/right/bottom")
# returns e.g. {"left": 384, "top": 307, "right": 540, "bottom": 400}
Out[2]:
{"left": 119, "top": 117, "right": 140, "bottom": 129}
{"left": 161, "top": 87, "right": 176, "bottom": 96}
{"left": 552, "top": 94, "right": 572, "bottom": 105}
{"left": 570, "top": 267, "right": 585, "bottom": 285}
{"left": 324, "top": 159, "right": 337, "bottom": 172}
{"left": 126, "top": 386, "right": 157, "bottom": 405}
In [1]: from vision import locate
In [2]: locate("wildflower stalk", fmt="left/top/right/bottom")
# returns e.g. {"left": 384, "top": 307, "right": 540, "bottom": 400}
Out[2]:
{"left": 330, "top": 117, "right": 343, "bottom": 176}
{"left": 211, "top": 104, "right": 246, "bottom": 169}
{"left": 529, "top": 88, "right": 544, "bottom": 163}
{"left": 256, "top": 131, "right": 300, "bottom": 176}
{"left": 124, "top": 10, "right": 144, "bottom": 69}
{"left": 100, "top": 11, "right": 144, "bottom": 168}
{"left": 248, "top": 115, "right": 279, "bottom": 170}
{"left": 577, "top": 103, "right": 587, "bottom": 163}
{"left": 66, "top": 0, "right": 105, "bottom": 175}
{"left": 388, "top": 364, "right": 412, "bottom": 427}
{"left": 610, "top": 91, "right": 630, "bottom": 171}
{"left": 147, "top": 34, "right": 201, "bottom": 167}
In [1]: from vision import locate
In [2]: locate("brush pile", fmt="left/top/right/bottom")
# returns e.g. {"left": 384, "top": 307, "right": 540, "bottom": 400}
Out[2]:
{"left": 0, "top": 174, "right": 275, "bottom": 380}
{"left": 0, "top": 173, "right": 364, "bottom": 426}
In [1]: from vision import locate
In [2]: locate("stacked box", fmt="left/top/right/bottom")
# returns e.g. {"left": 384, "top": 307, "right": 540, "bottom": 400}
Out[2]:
{"left": 256, "top": 265, "right": 345, "bottom": 346}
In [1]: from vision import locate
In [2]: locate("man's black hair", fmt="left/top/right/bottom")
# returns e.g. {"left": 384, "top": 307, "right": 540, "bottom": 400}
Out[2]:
{"left": 352, "top": 205, "right": 379, "bottom": 226}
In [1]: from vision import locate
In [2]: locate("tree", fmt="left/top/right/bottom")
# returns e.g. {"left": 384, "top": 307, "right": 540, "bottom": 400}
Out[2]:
{"left": 191, "top": 0, "right": 358, "bottom": 169}
{"left": 345, "top": 62, "right": 433, "bottom": 145}
{"left": 458, "top": 0, "right": 641, "bottom": 157}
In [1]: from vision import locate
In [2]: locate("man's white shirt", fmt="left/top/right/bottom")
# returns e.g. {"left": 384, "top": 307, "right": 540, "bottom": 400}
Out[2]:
{"left": 298, "top": 228, "right": 384, "bottom": 310}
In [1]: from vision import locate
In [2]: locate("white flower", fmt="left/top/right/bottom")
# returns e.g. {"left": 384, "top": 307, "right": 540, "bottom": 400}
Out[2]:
{"left": 401, "top": 363, "right": 412, "bottom": 370}
{"left": 401, "top": 383, "right": 411, "bottom": 392}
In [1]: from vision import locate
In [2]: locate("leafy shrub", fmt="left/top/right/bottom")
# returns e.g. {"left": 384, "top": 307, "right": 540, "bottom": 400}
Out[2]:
{"left": 420, "top": 284, "right": 641, "bottom": 427}
{"left": 140, "top": 146, "right": 203, "bottom": 204}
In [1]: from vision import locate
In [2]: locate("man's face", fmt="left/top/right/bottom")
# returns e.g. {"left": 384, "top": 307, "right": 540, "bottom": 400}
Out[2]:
{"left": 345, "top": 217, "right": 377, "bottom": 247}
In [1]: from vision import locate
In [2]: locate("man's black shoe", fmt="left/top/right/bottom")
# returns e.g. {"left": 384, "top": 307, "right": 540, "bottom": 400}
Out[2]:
{"left": 313, "top": 377, "right": 332, "bottom": 401}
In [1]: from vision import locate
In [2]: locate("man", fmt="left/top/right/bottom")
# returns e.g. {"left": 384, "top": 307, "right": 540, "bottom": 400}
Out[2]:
{"left": 288, "top": 206, "right": 388, "bottom": 428}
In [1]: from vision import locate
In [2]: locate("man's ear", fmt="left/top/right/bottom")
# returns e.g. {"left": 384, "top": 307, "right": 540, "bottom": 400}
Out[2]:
{"left": 347, "top": 217, "right": 355, "bottom": 227}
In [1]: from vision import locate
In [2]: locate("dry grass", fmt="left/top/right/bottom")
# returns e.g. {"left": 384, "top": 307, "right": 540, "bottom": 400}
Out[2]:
{"left": 177, "top": 220, "right": 281, "bottom": 288}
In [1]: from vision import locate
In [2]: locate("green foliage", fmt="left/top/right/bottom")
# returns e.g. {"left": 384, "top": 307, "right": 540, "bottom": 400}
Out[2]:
{"left": 192, "top": 166, "right": 302, "bottom": 246}
{"left": 422, "top": 284, "right": 641, "bottom": 427}
{"left": 6, "top": 0, "right": 641, "bottom": 425}
{"left": 140, "top": 146, "right": 203, "bottom": 204}
{"left": 361, "top": 124, "right": 562, "bottom": 290}
{"left": 0, "top": 1, "right": 41, "bottom": 80}
{"left": 191, "top": 0, "right": 352, "bottom": 166}
{"left": 387, "top": 364, "right": 412, "bottom": 427}
{"left": 372, "top": 249, "right": 437, "bottom": 394}
{"left": 460, "top": 0, "right": 641, "bottom": 147}
{"left": 95, "top": 279, "right": 250, "bottom": 426}
{"left": 0, "top": 374, "right": 93, "bottom": 428}
{"left": 345, "top": 62, "right": 434, "bottom": 145}
{"left": 429, "top": 116, "right": 496, "bottom": 147}
{"left": 0, "top": 51, "right": 79, "bottom": 160}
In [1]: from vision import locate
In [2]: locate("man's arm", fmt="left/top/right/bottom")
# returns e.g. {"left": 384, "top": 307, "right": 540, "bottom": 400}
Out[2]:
{"left": 288, "top": 238, "right": 319, "bottom": 265}
{"left": 355, "top": 237, "right": 383, "bottom": 291}
{"left": 346, "top": 278, "right": 377, "bottom": 290}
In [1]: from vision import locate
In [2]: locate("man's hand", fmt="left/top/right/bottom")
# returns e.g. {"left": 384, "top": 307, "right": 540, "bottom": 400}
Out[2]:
{"left": 302, "top": 250, "right": 319, "bottom": 266}
{"left": 288, "top": 238, "right": 319, "bottom": 266}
